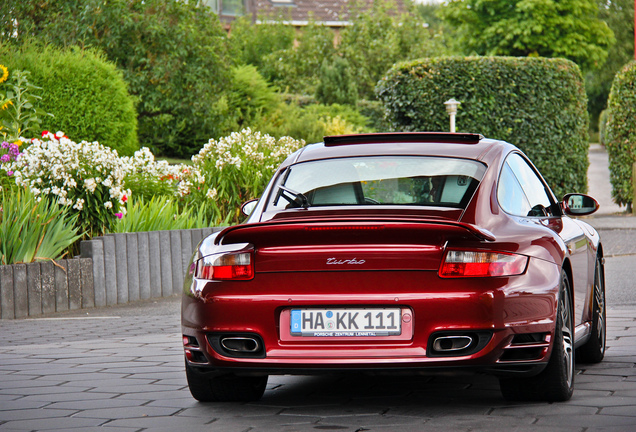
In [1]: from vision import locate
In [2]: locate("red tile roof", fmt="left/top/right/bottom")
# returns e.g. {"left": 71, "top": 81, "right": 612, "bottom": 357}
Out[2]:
{"left": 251, "top": 0, "right": 407, "bottom": 26}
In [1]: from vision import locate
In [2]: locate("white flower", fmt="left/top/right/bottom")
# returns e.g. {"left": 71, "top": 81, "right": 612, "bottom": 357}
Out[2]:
{"left": 104, "top": 201, "right": 113, "bottom": 209}
{"left": 206, "top": 188, "right": 218, "bottom": 200}
{"left": 73, "top": 198, "right": 85, "bottom": 211}
{"left": 84, "top": 178, "right": 97, "bottom": 193}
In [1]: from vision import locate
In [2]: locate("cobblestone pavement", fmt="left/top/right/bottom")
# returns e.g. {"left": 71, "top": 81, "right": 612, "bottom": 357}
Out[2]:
{"left": 1, "top": 295, "right": 636, "bottom": 432}
{"left": 2, "top": 144, "right": 636, "bottom": 431}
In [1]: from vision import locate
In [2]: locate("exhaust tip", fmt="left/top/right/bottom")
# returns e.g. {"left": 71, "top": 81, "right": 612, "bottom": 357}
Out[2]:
{"left": 221, "top": 337, "right": 260, "bottom": 353}
{"left": 433, "top": 335, "right": 473, "bottom": 352}
{"left": 208, "top": 333, "right": 266, "bottom": 359}
{"left": 427, "top": 331, "right": 492, "bottom": 357}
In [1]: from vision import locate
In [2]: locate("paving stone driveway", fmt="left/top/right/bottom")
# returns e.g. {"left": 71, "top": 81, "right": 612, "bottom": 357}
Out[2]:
{"left": 1, "top": 296, "right": 636, "bottom": 432}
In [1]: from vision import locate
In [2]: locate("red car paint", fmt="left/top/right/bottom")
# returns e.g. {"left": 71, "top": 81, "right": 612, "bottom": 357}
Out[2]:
{"left": 182, "top": 133, "right": 604, "bottom": 402}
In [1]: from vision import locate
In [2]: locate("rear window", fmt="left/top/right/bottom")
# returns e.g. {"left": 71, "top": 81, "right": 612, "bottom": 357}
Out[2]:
{"left": 268, "top": 156, "right": 486, "bottom": 211}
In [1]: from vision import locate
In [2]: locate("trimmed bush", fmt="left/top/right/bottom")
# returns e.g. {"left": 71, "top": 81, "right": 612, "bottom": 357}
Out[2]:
{"left": 605, "top": 61, "right": 636, "bottom": 206}
{"left": 377, "top": 56, "right": 589, "bottom": 198}
{"left": 0, "top": 42, "right": 138, "bottom": 154}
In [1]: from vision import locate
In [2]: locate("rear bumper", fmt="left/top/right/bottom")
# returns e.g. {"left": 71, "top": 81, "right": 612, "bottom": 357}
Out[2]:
{"left": 181, "top": 258, "right": 560, "bottom": 377}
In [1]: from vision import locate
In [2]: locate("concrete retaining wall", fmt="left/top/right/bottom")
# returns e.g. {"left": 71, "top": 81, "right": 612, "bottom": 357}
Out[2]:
{"left": 0, "top": 227, "right": 220, "bottom": 319}
{"left": 0, "top": 258, "right": 94, "bottom": 319}
{"left": 79, "top": 228, "right": 220, "bottom": 308}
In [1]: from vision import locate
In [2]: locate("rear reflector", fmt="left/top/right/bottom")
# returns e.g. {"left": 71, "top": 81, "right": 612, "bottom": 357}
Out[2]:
{"left": 439, "top": 250, "right": 528, "bottom": 278}
{"left": 196, "top": 252, "right": 254, "bottom": 281}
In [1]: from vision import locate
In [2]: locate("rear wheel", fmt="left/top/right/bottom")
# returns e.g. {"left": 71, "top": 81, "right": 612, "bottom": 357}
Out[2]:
{"left": 576, "top": 256, "right": 606, "bottom": 363}
{"left": 500, "top": 271, "right": 574, "bottom": 402}
{"left": 185, "top": 359, "right": 268, "bottom": 402}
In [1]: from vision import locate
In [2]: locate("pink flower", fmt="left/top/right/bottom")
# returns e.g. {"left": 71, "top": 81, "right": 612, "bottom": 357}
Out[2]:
{"left": 115, "top": 213, "right": 123, "bottom": 219}
{"left": 41, "top": 130, "right": 49, "bottom": 137}
{"left": 7, "top": 170, "right": 13, "bottom": 176}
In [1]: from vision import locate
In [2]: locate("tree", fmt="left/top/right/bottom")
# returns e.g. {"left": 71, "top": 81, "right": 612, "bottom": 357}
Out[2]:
{"left": 0, "top": 0, "right": 232, "bottom": 157}
{"left": 315, "top": 56, "right": 358, "bottom": 106}
{"left": 228, "top": 16, "right": 296, "bottom": 75}
{"left": 586, "top": 0, "right": 635, "bottom": 130}
{"left": 340, "top": 0, "right": 450, "bottom": 100}
{"left": 256, "top": 20, "right": 337, "bottom": 95}
{"left": 439, "top": 0, "right": 615, "bottom": 72}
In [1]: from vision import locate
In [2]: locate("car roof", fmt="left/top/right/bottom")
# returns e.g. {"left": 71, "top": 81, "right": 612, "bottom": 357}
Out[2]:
{"left": 283, "top": 133, "right": 516, "bottom": 168}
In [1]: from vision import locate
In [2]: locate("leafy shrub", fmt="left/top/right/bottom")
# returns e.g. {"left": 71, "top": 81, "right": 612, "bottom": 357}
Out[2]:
{"left": 357, "top": 99, "right": 389, "bottom": 132}
{"left": 1, "top": 0, "right": 230, "bottom": 158}
{"left": 320, "top": 116, "right": 362, "bottom": 136}
{"left": 227, "top": 65, "right": 279, "bottom": 130}
{"left": 109, "top": 196, "right": 211, "bottom": 233}
{"left": 6, "top": 132, "right": 130, "bottom": 237}
{"left": 255, "top": 102, "right": 326, "bottom": 144}
{"left": 256, "top": 102, "right": 372, "bottom": 143}
{"left": 179, "top": 129, "right": 305, "bottom": 225}
{"left": 605, "top": 61, "right": 636, "bottom": 206}
{"left": 0, "top": 188, "right": 81, "bottom": 265}
{"left": 377, "top": 56, "right": 589, "bottom": 198}
{"left": 0, "top": 42, "right": 138, "bottom": 154}
{"left": 315, "top": 56, "right": 358, "bottom": 106}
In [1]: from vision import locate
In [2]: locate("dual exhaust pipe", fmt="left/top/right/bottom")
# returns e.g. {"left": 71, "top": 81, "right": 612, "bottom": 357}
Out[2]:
{"left": 221, "top": 335, "right": 474, "bottom": 354}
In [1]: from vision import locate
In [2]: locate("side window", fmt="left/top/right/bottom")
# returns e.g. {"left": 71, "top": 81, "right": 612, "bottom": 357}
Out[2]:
{"left": 498, "top": 153, "right": 554, "bottom": 217}
{"left": 498, "top": 162, "right": 531, "bottom": 216}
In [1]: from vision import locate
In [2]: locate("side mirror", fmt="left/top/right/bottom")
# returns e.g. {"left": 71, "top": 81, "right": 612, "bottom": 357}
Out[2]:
{"left": 241, "top": 199, "right": 258, "bottom": 217}
{"left": 561, "top": 193, "right": 599, "bottom": 216}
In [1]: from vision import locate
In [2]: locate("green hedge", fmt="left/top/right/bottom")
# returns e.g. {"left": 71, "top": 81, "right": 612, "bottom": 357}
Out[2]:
{"left": 0, "top": 42, "right": 138, "bottom": 155}
{"left": 605, "top": 61, "right": 636, "bottom": 207}
{"left": 376, "top": 57, "right": 589, "bottom": 199}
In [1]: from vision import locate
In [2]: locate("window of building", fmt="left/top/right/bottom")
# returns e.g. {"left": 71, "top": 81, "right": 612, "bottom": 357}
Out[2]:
{"left": 200, "top": 0, "right": 219, "bottom": 14}
{"left": 222, "top": 0, "right": 245, "bottom": 16}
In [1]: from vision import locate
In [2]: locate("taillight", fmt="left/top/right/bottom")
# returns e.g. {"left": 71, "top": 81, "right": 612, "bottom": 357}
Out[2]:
{"left": 195, "top": 251, "right": 254, "bottom": 281}
{"left": 439, "top": 250, "right": 528, "bottom": 278}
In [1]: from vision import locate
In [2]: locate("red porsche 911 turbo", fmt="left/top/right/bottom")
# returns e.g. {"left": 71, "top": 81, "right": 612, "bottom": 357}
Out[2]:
{"left": 181, "top": 132, "right": 606, "bottom": 403}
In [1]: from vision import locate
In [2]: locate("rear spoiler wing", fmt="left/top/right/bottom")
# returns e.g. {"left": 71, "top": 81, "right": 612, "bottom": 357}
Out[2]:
{"left": 214, "top": 218, "right": 495, "bottom": 245}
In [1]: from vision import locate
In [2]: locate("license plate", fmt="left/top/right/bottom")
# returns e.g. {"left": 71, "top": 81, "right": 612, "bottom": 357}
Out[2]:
{"left": 290, "top": 308, "right": 402, "bottom": 337}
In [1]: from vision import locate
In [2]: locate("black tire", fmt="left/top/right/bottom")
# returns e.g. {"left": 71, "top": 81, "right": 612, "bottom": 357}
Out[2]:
{"left": 576, "top": 255, "right": 606, "bottom": 363}
{"left": 500, "top": 271, "right": 575, "bottom": 402}
{"left": 185, "top": 359, "right": 268, "bottom": 402}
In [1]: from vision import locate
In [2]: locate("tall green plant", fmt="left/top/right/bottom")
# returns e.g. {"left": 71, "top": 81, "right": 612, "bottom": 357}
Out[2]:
{"left": 0, "top": 188, "right": 82, "bottom": 265}
{"left": 0, "top": 68, "right": 52, "bottom": 141}
{"left": 109, "top": 196, "right": 211, "bottom": 233}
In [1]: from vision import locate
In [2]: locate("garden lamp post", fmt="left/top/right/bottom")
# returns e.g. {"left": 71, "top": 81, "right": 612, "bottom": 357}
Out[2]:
{"left": 444, "top": 98, "right": 461, "bottom": 133}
